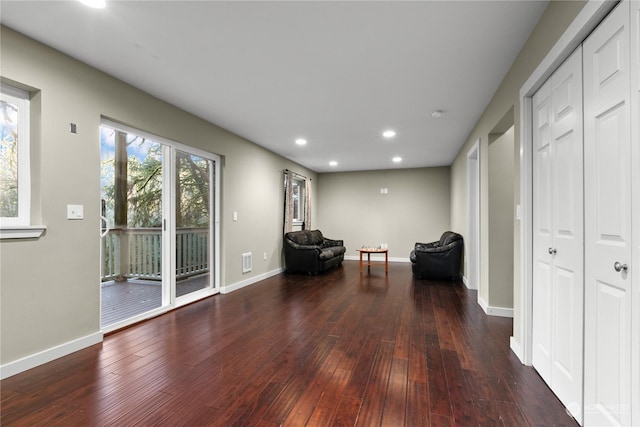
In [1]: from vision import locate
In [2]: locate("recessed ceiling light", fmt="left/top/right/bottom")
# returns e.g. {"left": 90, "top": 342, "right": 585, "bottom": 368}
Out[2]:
{"left": 329, "top": 161, "right": 338, "bottom": 167}
{"left": 382, "top": 130, "right": 396, "bottom": 138}
{"left": 431, "top": 110, "right": 443, "bottom": 118}
{"left": 78, "top": 0, "right": 106, "bottom": 8}
{"left": 295, "top": 138, "right": 307, "bottom": 146}
{"left": 392, "top": 156, "right": 402, "bottom": 163}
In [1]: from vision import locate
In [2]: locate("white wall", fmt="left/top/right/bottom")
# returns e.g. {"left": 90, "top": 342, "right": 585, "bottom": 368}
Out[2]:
{"left": 487, "top": 126, "right": 515, "bottom": 310}
{"left": 0, "top": 26, "right": 316, "bottom": 369}
{"left": 317, "top": 167, "right": 450, "bottom": 261}
{"left": 0, "top": 0, "right": 592, "bottom": 375}
{"left": 449, "top": 1, "right": 588, "bottom": 340}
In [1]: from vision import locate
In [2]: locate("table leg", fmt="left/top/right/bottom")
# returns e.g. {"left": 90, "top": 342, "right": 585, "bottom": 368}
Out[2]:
{"left": 385, "top": 251, "right": 388, "bottom": 274}
{"left": 367, "top": 253, "right": 371, "bottom": 271}
{"left": 359, "top": 251, "right": 363, "bottom": 273}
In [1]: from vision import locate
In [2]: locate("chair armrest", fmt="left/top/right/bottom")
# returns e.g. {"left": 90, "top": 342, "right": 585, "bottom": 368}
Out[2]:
{"left": 415, "top": 240, "right": 462, "bottom": 254}
{"left": 414, "top": 241, "right": 439, "bottom": 252}
{"left": 286, "top": 240, "right": 322, "bottom": 252}
{"left": 322, "top": 238, "right": 344, "bottom": 247}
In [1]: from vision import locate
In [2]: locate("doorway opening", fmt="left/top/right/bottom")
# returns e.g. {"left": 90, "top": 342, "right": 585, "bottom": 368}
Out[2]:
{"left": 466, "top": 140, "right": 480, "bottom": 292}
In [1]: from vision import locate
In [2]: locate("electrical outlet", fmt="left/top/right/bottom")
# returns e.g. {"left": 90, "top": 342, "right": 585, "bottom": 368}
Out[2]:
{"left": 263, "top": 252, "right": 267, "bottom": 261}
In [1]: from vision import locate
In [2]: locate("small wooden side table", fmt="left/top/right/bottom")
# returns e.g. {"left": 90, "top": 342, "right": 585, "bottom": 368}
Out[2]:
{"left": 356, "top": 248, "right": 388, "bottom": 274}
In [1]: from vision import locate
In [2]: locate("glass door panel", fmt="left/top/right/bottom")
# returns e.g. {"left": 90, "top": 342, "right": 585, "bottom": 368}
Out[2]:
{"left": 175, "top": 150, "right": 213, "bottom": 298}
{"left": 100, "top": 125, "right": 166, "bottom": 328}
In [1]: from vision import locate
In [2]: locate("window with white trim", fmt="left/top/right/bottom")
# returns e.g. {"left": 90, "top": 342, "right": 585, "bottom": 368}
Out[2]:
{"left": 0, "top": 85, "right": 34, "bottom": 232}
{"left": 291, "top": 177, "right": 305, "bottom": 225}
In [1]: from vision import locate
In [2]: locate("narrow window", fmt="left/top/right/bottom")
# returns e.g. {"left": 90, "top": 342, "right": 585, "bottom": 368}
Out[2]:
{"left": 292, "top": 178, "right": 305, "bottom": 225}
{"left": 0, "top": 85, "right": 30, "bottom": 227}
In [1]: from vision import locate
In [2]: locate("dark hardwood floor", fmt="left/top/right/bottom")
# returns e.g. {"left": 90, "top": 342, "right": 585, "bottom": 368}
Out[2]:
{"left": 1, "top": 261, "right": 578, "bottom": 426}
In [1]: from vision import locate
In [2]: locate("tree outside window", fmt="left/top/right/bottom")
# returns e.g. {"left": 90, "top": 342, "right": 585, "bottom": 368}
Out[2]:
{"left": 292, "top": 178, "right": 305, "bottom": 224}
{"left": 0, "top": 85, "right": 30, "bottom": 226}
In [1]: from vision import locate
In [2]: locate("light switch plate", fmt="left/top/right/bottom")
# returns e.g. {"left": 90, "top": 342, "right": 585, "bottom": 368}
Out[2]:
{"left": 67, "top": 204, "right": 84, "bottom": 220}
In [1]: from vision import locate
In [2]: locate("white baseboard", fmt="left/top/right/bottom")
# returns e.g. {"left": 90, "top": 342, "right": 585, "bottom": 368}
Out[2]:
{"left": 343, "top": 255, "right": 410, "bottom": 263}
{"left": 478, "top": 295, "right": 489, "bottom": 313}
{"left": 461, "top": 274, "right": 469, "bottom": 287}
{"left": 0, "top": 331, "right": 103, "bottom": 380}
{"left": 478, "top": 296, "right": 514, "bottom": 318}
{"left": 510, "top": 336, "right": 525, "bottom": 364}
{"left": 220, "top": 267, "right": 284, "bottom": 294}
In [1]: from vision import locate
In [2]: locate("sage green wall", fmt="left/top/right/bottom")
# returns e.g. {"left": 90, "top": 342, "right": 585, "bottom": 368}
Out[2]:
{"left": 0, "top": 26, "right": 316, "bottom": 365}
{"left": 317, "top": 167, "right": 450, "bottom": 260}
{"left": 449, "top": 1, "right": 587, "bottom": 342}
{"left": 487, "top": 126, "right": 515, "bottom": 309}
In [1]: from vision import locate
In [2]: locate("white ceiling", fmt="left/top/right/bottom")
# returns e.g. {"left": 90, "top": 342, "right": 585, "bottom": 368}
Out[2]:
{"left": 0, "top": 1, "right": 548, "bottom": 173}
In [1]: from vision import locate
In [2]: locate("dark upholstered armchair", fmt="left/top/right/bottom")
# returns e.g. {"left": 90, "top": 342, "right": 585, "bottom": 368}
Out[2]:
{"left": 284, "top": 230, "right": 346, "bottom": 275}
{"left": 410, "top": 231, "right": 463, "bottom": 280}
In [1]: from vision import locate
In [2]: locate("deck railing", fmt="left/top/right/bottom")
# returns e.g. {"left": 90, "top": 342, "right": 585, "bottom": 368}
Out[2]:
{"left": 101, "top": 227, "right": 209, "bottom": 281}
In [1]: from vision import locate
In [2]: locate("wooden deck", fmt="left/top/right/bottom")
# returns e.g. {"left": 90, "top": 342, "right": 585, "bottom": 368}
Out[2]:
{"left": 2, "top": 261, "right": 577, "bottom": 426}
{"left": 101, "top": 275, "right": 209, "bottom": 327}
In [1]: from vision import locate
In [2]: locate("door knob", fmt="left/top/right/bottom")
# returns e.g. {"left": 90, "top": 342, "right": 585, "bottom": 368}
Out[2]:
{"left": 614, "top": 262, "right": 628, "bottom": 272}
{"left": 548, "top": 248, "right": 557, "bottom": 255}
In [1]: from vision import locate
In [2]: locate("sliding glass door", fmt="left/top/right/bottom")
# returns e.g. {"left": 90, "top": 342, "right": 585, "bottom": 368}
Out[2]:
{"left": 175, "top": 150, "right": 215, "bottom": 299}
{"left": 100, "top": 120, "right": 219, "bottom": 331}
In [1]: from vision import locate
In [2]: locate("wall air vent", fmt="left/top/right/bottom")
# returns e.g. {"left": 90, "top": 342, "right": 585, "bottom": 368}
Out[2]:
{"left": 242, "top": 252, "right": 252, "bottom": 273}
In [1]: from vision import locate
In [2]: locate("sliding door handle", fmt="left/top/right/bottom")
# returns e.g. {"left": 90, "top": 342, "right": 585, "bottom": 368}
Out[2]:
{"left": 100, "top": 215, "right": 110, "bottom": 238}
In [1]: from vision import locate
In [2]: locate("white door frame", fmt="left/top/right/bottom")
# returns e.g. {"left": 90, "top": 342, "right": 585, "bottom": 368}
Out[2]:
{"left": 516, "top": 0, "right": 616, "bottom": 365}
{"left": 466, "top": 140, "right": 480, "bottom": 292}
{"left": 631, "top": 2, "right": 639, "bottom": 423}
{"left": 171, "top": 143, "right": 222, "bottom": 304}
{"left": 100, "top": 119, "right": 221, "bottom": 333}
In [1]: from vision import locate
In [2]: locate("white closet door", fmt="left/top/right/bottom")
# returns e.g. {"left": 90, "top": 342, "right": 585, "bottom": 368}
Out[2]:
{"left": 532, "top": 47, "right": 584, "bottom": 423}
{"left": 631, "top": 2, "right": 639, "bottom": 425}
{"left": 549, "top": 47, "right": 584, "bottom": 421}
{"left": 584, "top": 2, "right": 632, "bottom": 426}
{"left": 532, "top": 79, "right": 553, "bottom": 383}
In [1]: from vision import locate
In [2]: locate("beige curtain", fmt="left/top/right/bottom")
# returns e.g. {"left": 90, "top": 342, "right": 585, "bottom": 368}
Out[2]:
{"left": 283, "top": 171, "right": 294, "bottom": 233}
{"left": 304, "top": 178, "right": 311, "bottom": 230}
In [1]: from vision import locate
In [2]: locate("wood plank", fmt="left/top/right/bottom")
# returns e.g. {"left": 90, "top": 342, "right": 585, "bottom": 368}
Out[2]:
{"left": 333, "top": 396, "right": 362, "bottom": 427}
{"left": 381, "top": 357, "right": 408, "bottom": 427}
{"left": 0, "top": 261, "right": 579, "bottom": 427}
{"left": 354, "top": 341, "right": 394, "bottom": 427}
{"left": 405, "top": 380, "right": 430, "bottom": 427}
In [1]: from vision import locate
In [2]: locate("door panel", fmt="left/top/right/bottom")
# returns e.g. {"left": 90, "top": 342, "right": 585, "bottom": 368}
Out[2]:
{"left": 175, "top": 150, "right": 215, "bottom": 299}
{"left": 553, "top": 266, "right": 576, "bottom": 374}
{"left": 584, "top": 3, "right": 632, "bottom": 426}
{"left": 552, "top": 131, "right": 578, "bottom": 237}
{"left": 595, "top": 105, "right": 629, "bottom": 243}
{"left": 533, "top": 258, "right": 553, "bottom": 378}
{"left": 532, "top": 80, "right": 553, "bottom": 380}
{"left": 532, "top": 46, "right": 583, "bottom": 423}
{"left": 631, "top": 1, "right": 639, "bottom": 424}
{"left": 100, "top": 125, "right": 167, "bottom": 329}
